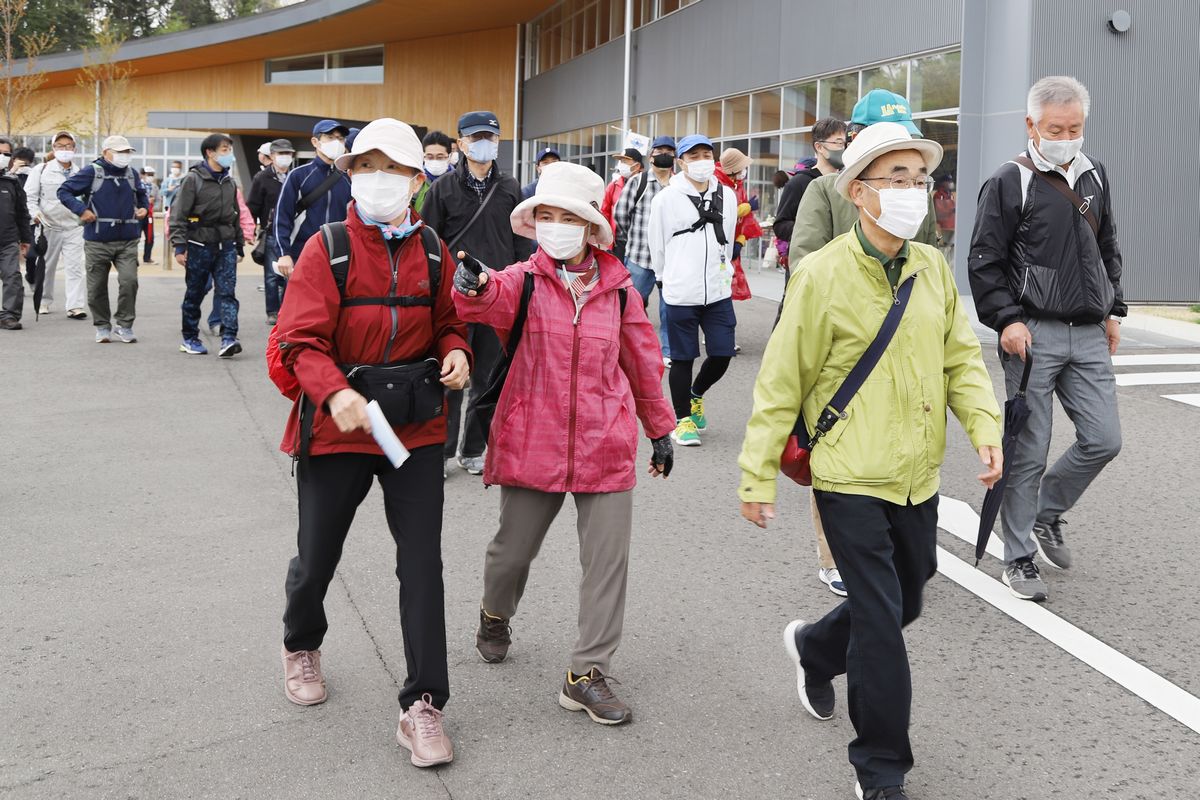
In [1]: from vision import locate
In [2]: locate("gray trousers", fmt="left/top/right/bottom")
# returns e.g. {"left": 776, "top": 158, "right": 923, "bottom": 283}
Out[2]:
{"left": 0, "top": 243, "right": 23, "bottom": 322}
{"left": 482, "top": 486, "right": 633, "bottom": 675}
{"left": 43, "top": 226, "right": 86, "bottom": 311}
{"left": 999, "top": 318, "right": 1122, "bottom": 563}
{"left": 85, "top": 239, "right": 139, "bottom": 328}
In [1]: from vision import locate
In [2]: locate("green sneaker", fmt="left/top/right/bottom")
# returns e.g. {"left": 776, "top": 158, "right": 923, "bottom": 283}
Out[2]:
{"left": 671, "top": 417, "right": 701, "bottom": 447}
{"left": 689, "top": 396, "right": 707, "bottom": 430}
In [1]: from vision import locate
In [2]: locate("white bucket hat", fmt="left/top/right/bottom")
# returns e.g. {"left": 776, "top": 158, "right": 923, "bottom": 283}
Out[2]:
{"left": 510, "top": 161, "right": 612, "bottom": 246}
{"left": 334, "top": 117, "right": 422, "bottom": 173}
{"left": 833, "top": 121, "right": 943, "bottom": 199}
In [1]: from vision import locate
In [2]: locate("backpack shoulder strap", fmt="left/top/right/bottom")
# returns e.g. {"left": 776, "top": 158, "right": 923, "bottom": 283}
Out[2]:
{"left": 618, "top": 287, "right": 627, "bottom": 317}
{"left": 630, "top": 173, "right": 649, "bottom": 209}
{"left": 320, "top": 221, "right": 352, "bottom": 297}
{"left": 418, "top": 225, "right": 442, "bottom": 298}
{"left": 506, "top": 271, "right": 537, "bottom": 355}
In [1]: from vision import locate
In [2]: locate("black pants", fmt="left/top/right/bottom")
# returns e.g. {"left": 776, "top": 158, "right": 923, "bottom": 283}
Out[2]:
{"left": 141, "top": 216, "right": 154, "bottom": 262}
{"left": 444, "top": 322, "right": 501, "bottom": 459}
{"left": 282, "top": 446, "right": 449, "bottom": 710}
{"left": 800, "top": 491, "right": 939, "bottom": 789}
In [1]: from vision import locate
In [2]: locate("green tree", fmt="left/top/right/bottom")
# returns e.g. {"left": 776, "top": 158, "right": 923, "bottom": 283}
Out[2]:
{"left": 167, "top": 0, "right": 217, "bottom": 28}
{"left": 100, "top": 0, "right": 164, "bottom": 39}
{"left": 16, "top": 0, "right": 90, "bottom": 56}
{"left": 0, "top": 0, "right": 57, "bottom": 137}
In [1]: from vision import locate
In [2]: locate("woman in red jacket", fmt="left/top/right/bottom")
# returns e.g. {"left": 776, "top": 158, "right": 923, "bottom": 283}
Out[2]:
{"left": 273, "top": 118, "right": 470, "bottom": 769}
{"left": 453, "top": 161, "right": 675, "bottom": 726}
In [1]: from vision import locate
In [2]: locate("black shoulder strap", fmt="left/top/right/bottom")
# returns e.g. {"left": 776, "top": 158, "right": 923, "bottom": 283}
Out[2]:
{"left": 1013, "top": 155, "right": 1100, "bottom": 239}
{"left": 297, "top": 167, "right": 345, "bottom": 214}
{"left": 630, "top": 173, "right": 650, "bottom": 210}
{"left": 327, "top": 222, "right": 442, "bottom": 309}
{"left": 671, "top": 185, "right": 728, "bottom": 246}
{"left": 506, "top": 271, "right": 537, "bottom": 356}
{"left": 418, "top": 225, "right": 442, "bottom": 298}
{"left": 321, "top": 221, "right": 352, "bottom": 296}
{"left": 447, "top": 179, "right": 501, "bottom": 254}
{"left": 618, "top": 287, "right": 627, "bottom": 317}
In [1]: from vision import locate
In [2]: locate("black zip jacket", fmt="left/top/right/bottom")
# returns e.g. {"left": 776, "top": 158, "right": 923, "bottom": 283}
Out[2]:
{"left": 0, "top": 174, "right": 33, "bottom": 247}
{"left": 772, "top": 166, "right": 821, "bottom": 243}
{"left": 247, "top": 166, "right": 286, "bottom": 229}
{"left": 420, "top": 160, "right": 533, "bottom": 271}
{"left": 168, "top": 164, "right": 242, "bottom": 251}
{"left": 968, "top": 150, "right": 1125, "bottom": 332}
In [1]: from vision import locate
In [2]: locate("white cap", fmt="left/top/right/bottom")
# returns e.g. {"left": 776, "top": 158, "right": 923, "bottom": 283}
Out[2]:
{"left": 334, "top": 117, "right": 422, "bottom": 172}
{"left": 510, "top": 162, "right": 612, "bottom": 247}
{"left": 257, "top": 142, "right": 272, "bottom": 157}
{"left": 101, "top": 135, "right": 135, "bottom": 153}
{"left": 833, "top": 122, "right": 942, "bottom": 199}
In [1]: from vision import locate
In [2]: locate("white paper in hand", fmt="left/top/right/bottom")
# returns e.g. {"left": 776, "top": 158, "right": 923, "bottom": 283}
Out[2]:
{"left": 365, "top": 400, "right": 410, "bottom": 469}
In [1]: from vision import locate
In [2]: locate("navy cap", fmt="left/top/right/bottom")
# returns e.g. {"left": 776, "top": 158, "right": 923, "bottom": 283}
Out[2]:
{"left": 346, "top": 127, "right": 361, "bottom": 149}
{"left": 676, "top": 134, "right": 714, "bottom": 157}
{"left": 651, "top": 135, "right": 676, "bottom": 150}
{"left": 313, "top": 119, "right": 349, "bottom": 137}
{"left": 458, "top": 110, "right": 501, "bottom": 136}
{"left": 536, "top": 147, "right": 561, "bottom": 163}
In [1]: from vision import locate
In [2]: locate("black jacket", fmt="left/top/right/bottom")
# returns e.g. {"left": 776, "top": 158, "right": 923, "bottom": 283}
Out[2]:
{"left": 0, "top": 174, "right": 33, "bottom": 248}
{"left": 247, "top": 166, "right": 286, "bottom": 229}
{"left": 168, "top": 164, "right": 243, "bottom": 251}
{"left": 421, "top": 160, "right": 533, "bottom": 271}
{"left": 969, "top": 151, "right": 1125, "bottom": 331}
{"left": 772, "top": 166, "right": 821, "bottom": 243}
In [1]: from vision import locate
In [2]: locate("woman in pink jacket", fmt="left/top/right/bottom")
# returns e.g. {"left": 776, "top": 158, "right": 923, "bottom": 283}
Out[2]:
{"left": 453, "top": 161, "right": 675, "bottom": 726}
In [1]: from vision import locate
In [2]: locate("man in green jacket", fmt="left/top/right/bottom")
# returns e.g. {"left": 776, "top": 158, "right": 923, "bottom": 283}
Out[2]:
{"left": 737, "top": 122, "right": 1003, "bottom": 800}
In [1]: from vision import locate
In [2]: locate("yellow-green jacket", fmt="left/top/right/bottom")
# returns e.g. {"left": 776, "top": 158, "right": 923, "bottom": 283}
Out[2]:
{"left": 738, "top": 230, "right": 1002, "bottom": 506}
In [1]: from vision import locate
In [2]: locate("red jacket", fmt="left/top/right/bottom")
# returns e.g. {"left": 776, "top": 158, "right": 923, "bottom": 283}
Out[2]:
{"left": 275, "top": 202, "right": 471, "bottom": 457}
{"left": 454, "top": 248, "right": 675, "bottom": 494}
{"left": 599, "top": 175, "right": 625, "bottom": 250}
{"left": 715, "top": 166, "right": 763, "bottom": 243}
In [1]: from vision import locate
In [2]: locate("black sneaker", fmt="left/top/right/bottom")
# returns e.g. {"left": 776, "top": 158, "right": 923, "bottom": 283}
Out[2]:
{"left": 1033, "top": 518, "right": 1072, "bottom": 569}
{"left": 0, "top": 318, "right": 22, "bottom": 330}
{"left": 783, "top": 620, "right": 834, "bottom": 720}
{"left": 475, "top": 608, "right": 511, "bottom": 663}
{"left": 856, "top": 783, "right": 908, "bottom": 799}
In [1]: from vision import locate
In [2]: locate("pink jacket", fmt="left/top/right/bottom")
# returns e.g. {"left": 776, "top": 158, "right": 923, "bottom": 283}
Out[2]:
{"left": 455, "top": 248, "right": 675, "bottom": 494}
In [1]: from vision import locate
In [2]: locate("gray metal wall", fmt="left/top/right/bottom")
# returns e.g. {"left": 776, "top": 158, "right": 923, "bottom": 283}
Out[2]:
{"left": 522, "top": 0, "right": 963, "bottom": 139}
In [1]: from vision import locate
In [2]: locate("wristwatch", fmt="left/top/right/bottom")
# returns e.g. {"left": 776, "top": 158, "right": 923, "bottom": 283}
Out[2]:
{"left": 1108, "top": 315, "right": 1122, "bottom": 324}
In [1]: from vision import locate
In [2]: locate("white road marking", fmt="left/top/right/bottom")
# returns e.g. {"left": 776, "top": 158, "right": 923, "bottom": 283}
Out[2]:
{"left": 1115, "top": 371, "right": 1200, "bottom": 387}
{"left": 1163, "top": 394, "right": 1200, "bottom": 409}
{"left": 937, "top": 495, "right": 1004, "bottom": 561}
{"left": 937, "top": 497, "right": 1200, "bottom": 734}
{"left": 1113, "top": 353, "right": 1200, "bottom": 367}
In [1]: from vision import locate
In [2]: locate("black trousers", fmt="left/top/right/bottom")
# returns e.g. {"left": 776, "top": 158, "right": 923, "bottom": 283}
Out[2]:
{"left": 282, "top": 446, "right": 449, "bottom": 710}
{"left": 801, "top": 491, "right": 939, "bottom": 789}
{"left": 444, "top": 322, "right": 501, "bottom": 459}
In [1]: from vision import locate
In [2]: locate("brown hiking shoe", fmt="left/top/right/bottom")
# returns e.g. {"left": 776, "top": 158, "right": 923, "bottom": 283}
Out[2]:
{"left": 281, "top": 645, "right": 327, "bottom": 706}
{"left": 396, "top": 693, "right": 454, "bottom": 767}
{"left": 558, "top": 668, "right": 632, "bottom": 725}
{"left": 475, "top": 608, "right": 511, "bottom": 663}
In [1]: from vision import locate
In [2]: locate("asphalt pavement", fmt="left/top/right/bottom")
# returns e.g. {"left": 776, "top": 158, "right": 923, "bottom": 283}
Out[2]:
{"left": 3, "top": 268, "right": 1199, "bottom": 799}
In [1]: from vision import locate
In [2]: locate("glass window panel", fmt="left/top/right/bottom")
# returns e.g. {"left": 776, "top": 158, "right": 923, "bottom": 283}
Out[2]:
{"left": 631, "top": 115, "right": 653, "bottom": 141}
{"left": 597, "top": 0, "right": 611, "bottom": 45}
{"left": 781, "top": 134, "right": 814, "bottom": 172}
{"left": 750, "top": 89, "right": 781, "bottom": 133}
{"left": 166, "top": 137, "right": 189, "bottom": 156}
{"left": 909, "top": 51, "right": 961, "bottom": 112}
{"left": 633, "top": 0, "right": 652, "bottom": 27}
{"left": 918, "top": 117, "right": 959, "bottom": 180}
{"left": 266, "top": 53, "right": 325, "bottom": 84}
{"left": 723, "top": 95, "right": 750, "bottom": 137}
{"left": 862, "top": 61, "right": 907, "bottom": 96}
{"left": 655, "top": 110, "right": 675, "bottom": 139}
{"left": 781, "top": 82, "right": 816, "bottom": 129}
{"left": 328, "top": 47, "right": 383, "bottom": 83}
{"left": 699, "top": 101, "right": 721, "bottom": 137}
{"left": 817, "top": 73, "right": 859, "bottom": 121}
{"left": 574, "top": 9, "right": 587, "bottom": 58}
{"left": 661, "top": 0, "right": 682, "bottom": 14}
{"left": 676, "top": 106, "right": 697, "bottom": 136}
{"left": 143, "top": 138, "right": 164, "bottom": 156}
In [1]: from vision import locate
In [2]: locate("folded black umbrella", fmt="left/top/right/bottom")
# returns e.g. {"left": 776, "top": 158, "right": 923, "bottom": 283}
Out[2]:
{"left": 976, "top": 352, "right": 1034, "bottom": 565}
{"left": 31, "top": 227, "right": 48, "bottom": 321}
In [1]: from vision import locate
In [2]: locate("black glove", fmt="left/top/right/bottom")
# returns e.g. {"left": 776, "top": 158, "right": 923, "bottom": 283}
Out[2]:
{"left": 236, "top": 240, "right": 245, "bottom": 259}
{"left": 655, "top": 280, "right": 663, "bottom": 290}
{"left": 731, "top": 242, "right": 743, "bottom": 261}
{"left": 454, "top": 251, "right": 488, "bottom": 296}
{"left": 650, "top": 435, "right": 673, "bottom": 477}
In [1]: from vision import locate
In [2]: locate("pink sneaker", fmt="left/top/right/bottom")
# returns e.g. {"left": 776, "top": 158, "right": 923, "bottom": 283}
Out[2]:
{"left": 396, "top": 693, "right": 453, "bottom": 767}
{"left": 281, "top": 645, "right": 327, "bottom": 706}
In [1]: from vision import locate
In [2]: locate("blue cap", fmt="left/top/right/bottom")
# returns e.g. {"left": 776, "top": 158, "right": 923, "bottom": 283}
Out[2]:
{"left": 313, "top": 119, "right": 349, "bottom": 137}
{"left": 458, "top": 110, "right": 501, "bottom": 136}
{"left": 536, "top": 147, "right": 561, "bottom": 163}
{"left": 651, "top": 135, "right": 676, "bottom": 150}
{"left": 850, "top": 90, "right": 921, "bottom": 136}
{"left": 346, "top": 127, "right": 361, "bottom": 149}
{"left": 676, "top": 134, "right": 714, "bottom": 157}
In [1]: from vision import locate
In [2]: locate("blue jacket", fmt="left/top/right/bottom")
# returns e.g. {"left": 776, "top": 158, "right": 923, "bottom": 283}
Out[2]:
{"left": 57, "top": 158, "right": 149, "bottom": 243}
{"left": 271, "top": 157, "right": 351, "bottom": 260}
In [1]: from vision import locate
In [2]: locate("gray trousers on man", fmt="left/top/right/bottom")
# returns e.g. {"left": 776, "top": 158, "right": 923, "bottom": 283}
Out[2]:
{"left": 0, "top": 243, "right": 23, "bottom": 322}
{"left": 482, "top": 486, "right": 633, "bottom": 675}
{"left": 85, "top": 239, "right": 139, "bottom": 328}
{"left": 999, "top": 317, "right": 1122, "bottom": 563}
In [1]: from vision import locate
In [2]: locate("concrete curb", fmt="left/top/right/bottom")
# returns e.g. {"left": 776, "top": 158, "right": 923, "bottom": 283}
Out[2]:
{"left": 1122, "top": 311, "right": 1200, "bottom": 345}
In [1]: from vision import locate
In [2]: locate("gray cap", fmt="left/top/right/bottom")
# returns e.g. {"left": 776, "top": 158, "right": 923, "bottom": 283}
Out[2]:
{"left": 269, "top": 138, "right": 295, "bottom": 154}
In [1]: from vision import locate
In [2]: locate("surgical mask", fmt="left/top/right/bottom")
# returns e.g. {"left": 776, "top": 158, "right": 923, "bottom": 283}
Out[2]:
{"left": 274, "top": 154, "right": 293, "bottom": 169}
{"left": 450, "top": 151, "right": 461, "bottom": 166}
{"left": 735, "top": 169, "right": 748, "bottom": 181}
{"left": 863, "top": 185, "right": 929, "bottom": 241}
{"left": 424, "top": 158, "right": 450, "bottom": 177}
{"left": 652, "top": 153, "right": 675, "bottom": 169}
{"left": 467, "top": 138, "right": 499, "bottom": 164}
{"left": 0, "top": 154, "right": 9, "bottom": 171}
{"left": 111, "top": 153, "right": 132, "bottom": 168}
{"left": 685, "top": 158, "right": 715, "bottom": 183}
{"left": 319, "top": 139, "right": 346, "bottom": 160}
{"left": 54, "top": 149, "right": 75, "bottom": 163}
{"left": 823, "top": 147, "right": 845, "bottom": 170}
{"left": 1033, "top": 129, "right": 1083, "bottom": 165}
{"left": 216, "top": 153, "right": 235, "bottom": 169}
{"left": 170, "top": 167, "right": 181, "bottom": 177}
{"left": 616, "top": 162, "right": 632, "bottom": 178}
{"left": 351, "top": 170, "right": 415, "bottom": 222}
{"left": 536, "top": 220, "right": 588, "bottom": 261}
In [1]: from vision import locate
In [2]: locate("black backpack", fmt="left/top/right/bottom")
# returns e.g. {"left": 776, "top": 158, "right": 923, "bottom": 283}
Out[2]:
{"left": 671, "top": 185, "right": 728, "bottom": 246}
{"left": 319, "top": 221, "right": 442, "bottom": 307}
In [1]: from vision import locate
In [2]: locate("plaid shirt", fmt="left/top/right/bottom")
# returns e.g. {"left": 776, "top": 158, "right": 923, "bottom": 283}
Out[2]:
{"left": 613, "top": 169, "right": 668, "bottom": 267}
{"left": 465, "top": 163, "right": 495, "bottom": 202}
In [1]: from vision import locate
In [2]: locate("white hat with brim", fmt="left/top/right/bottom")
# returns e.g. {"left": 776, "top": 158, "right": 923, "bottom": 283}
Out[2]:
{"left": 510, "top": 161, "right": 613, "bottom": 247}
{"left": 833, "top": 121, "right": 943, "bottom": 200}
{"left": 334, "top": 117, "right": 422, "bottom": 173}
{"left": 101, "top": 135, "right": 135, "bottom": 153}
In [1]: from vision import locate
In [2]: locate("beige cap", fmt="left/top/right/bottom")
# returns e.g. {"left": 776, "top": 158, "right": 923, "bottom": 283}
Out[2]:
{"left": 101, "top": 135, "right": 135, "bottom": 153}
{"left": 52, "top": 130, "right": 76, "bottom": 144}
{"left": 719, "top": 147, "right": 752, "bottom": 175}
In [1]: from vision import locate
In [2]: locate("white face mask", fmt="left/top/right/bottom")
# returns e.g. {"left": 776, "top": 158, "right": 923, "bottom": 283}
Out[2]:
{"left": 615, "top": 162, "right": 632, "bottom": 178}
{"left": 685, "top": 159, "right": 715, "bottom": 183}
{"left": 424, "top": 158, "right": 450, "bottom": 177}
{"left": 450, "top": 151, "right": 460, "bottom": 166}
{"left": 0, "top": 154, "right": 9, "bottom": 171}
{"left": 319, "top": 139, "right": 345, "bottom": 160}
{"left": 1033, "top": 128, "right": 1084, "bottom": 165}
{"left": 111, "top": 152, "right": 132, "bottom": 168}
{"left": 170, "top": 167, "right": 181, "bottom": 177}
{"left": 54, "top": 149, "right": 75, "bottom": 163}
{"left": 274, "top": 154, "right": 293, "bottom": 169}
{"left": 351, "top": 170, "right": 415, "bottom": 222}
{"left": 863, "top": 185, "right": 929, "bottom": 241}
{"left": 467, "top": 138, "right": 499, "bottom": 164}
{"left": 536, "top": 220, "right": 588, "bottom": 261}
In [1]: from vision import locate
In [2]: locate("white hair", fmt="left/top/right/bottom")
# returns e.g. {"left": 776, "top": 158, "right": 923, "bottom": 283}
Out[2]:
{"left": 1027, "top": 76, "right": 1091, "bottom": 122}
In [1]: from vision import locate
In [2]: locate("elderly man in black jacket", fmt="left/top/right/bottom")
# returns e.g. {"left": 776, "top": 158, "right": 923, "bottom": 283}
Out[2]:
{"left": 969, "top": 75, "right": 1125, "bottom": 603}
{"left": 422, "top": 110, "right": 533, "bottom": 476}
{"left": 0, "top": 154, "right": 33, "bottom": 330}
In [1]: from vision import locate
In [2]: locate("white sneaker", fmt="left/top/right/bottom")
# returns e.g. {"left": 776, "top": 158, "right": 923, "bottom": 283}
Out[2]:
{"left": 39, "top": 303, "right": 51, "bottom": 314}
{"left": 818, "top": 567, "right": 847, "bottom": 597}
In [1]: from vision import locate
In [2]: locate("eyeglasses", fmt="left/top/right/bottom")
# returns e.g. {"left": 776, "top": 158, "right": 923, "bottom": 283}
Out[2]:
{"left": 814, "top": 139, "right": 846, "bottom": 148}
{"left": 858, "top": 175, "right": 935, "bottom": 192}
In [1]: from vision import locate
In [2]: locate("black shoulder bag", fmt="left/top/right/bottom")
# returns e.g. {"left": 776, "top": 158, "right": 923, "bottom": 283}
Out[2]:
{"left": 613, "top": 174, "right": 650, "bottom": 261}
